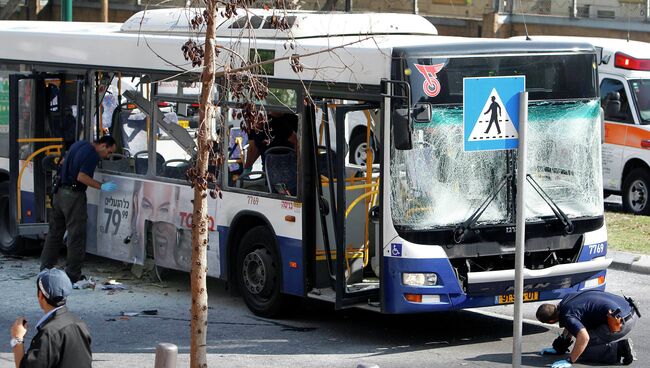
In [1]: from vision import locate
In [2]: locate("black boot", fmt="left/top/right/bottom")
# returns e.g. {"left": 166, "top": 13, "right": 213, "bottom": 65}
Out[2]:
{"left": 617, "top": 339, "right": 635, "bottom": 365}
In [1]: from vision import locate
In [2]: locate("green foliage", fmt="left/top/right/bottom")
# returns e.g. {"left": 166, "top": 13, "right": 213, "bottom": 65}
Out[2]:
{"left": 606, "top": 211, "right": 650, "bottom": 254}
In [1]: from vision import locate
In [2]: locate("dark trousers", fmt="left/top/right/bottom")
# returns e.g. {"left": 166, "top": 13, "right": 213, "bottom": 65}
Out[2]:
{"left": 579, "top": 313, "right": 638, "bottom": 364}
{"left": 40, "top": 187, "right": 87, "bottom": 282}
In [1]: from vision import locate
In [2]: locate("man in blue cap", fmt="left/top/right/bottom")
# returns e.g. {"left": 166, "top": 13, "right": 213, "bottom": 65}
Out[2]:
{"left": 10, "top": 268, "right": 92, "bottom": 368}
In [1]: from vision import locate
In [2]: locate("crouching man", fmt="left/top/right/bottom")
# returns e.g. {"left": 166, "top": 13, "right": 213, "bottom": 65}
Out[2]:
{"left": 536, "top": 289, "right": 639, "bottom": 367}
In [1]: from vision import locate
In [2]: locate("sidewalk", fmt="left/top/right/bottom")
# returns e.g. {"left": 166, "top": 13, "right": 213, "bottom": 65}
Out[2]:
{"left": 608, "top": 250, "right": 650, "bottom": 275}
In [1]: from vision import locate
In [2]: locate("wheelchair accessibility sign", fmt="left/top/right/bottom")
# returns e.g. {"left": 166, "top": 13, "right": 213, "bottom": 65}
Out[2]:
{"left": 391, "top": 243, "right": 402, "bottom": 257}
{"left": 463, "top": 76, "right": 525, "bottom": 152}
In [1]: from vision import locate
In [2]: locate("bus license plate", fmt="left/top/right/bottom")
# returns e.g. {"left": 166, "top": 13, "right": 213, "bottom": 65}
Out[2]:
{"left": 496, "top": 292, "right": 539, "bottom": 304}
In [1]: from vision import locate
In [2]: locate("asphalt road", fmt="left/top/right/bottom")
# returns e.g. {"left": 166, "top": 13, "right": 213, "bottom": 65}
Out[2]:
{"left": 0, "top": 253, "right": 645, "bottom": 368}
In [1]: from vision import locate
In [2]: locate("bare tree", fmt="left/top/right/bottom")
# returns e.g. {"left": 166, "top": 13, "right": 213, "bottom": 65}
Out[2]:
{"left": 171, "top": 2, "right": 374, "bottom": 365}
{"left": 182, "top": 2, "right": 218, "bottom": 366}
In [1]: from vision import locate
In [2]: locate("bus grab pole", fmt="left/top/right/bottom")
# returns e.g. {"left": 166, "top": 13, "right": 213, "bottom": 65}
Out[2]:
{"left": 512, "top": 91, "right": 528, "bottom": 368}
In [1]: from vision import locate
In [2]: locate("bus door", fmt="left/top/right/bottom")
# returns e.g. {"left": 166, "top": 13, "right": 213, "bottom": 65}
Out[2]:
{"left": 6, "top": 73, "right": 84, "bottom": 249}
{"left": 312, "top": 100, "right": 381, "bottom": 309}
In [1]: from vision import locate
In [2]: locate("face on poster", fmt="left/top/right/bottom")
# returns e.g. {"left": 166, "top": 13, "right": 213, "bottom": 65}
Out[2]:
{"left": 97, "top": 175, "right": 219, "bottom": 275}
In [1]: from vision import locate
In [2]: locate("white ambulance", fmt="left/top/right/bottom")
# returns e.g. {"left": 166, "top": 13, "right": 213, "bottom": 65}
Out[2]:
{"left": 513, "top": 36, "right": 650, "bottom": 215}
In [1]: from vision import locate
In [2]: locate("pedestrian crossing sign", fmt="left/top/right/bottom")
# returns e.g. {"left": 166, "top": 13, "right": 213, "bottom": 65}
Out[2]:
{"left": 463, "top": 76, "right": 525, "bottom": 152}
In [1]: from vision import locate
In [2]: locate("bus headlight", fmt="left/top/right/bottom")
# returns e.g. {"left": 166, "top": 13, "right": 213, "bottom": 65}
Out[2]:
{"left": 402, "top": 273, "right": 438, "bottom": 286}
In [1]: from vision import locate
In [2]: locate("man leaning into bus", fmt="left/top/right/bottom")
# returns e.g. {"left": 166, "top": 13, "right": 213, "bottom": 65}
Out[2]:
{"left": 10, "top": 268, "right": 92, "bottom": 368}
{"left": 536, "top": 289, "right": 639, "bottom": 367}
{"left": 40, "top": 136, "right": 118, "bottom": 284}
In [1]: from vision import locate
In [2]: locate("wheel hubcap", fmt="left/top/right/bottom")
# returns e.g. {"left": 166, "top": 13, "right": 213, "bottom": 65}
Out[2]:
{"left": 354, "top": 143, "right": 371, "bottom": 165}
{"left": 629, "top": 179, "right": 648, "bottom": 212}
{"left": 242, "top": 250, "right": 267, "bottom": 295}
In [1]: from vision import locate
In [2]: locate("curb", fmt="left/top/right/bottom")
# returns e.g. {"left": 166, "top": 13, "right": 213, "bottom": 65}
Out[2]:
{"left": 608, "top": 251, "right": 650, "bottom": 275}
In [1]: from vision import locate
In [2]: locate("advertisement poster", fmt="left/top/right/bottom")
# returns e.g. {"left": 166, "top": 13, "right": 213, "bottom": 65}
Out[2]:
{"left": 96, "top": 175, "right": 220, "bottom": 277}
{"left": 96, "top": 177, "right": 138, "bottom": 263}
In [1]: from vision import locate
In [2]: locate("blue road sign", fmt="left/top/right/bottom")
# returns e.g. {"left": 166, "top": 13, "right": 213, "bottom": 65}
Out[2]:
{"left": 463, "top": 76, "right": 525, "bottom": 152}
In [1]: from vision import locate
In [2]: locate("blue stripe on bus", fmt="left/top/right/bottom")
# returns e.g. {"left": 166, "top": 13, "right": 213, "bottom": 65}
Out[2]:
{"left": 218, "top": 225, "right": 303, "bottom": 297}
{"left": 218, "top": 226, "right": 229, "bottom": 280}
{"left": 577, "top": 241, "right": 607, "bottom": 262}
{"left": 20, "top": 191, "right": 36, "bottom": 223}
{"left": 276, "top": 235, "right": 304, "bottom": 296}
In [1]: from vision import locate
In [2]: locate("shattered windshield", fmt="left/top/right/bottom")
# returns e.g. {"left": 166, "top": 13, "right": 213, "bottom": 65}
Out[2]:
{"left": 391, "top": 53, "right": 602, "bottom": 231}
{"left": 391, "top": 101, "right": 603, "bottom": 230}
{"left": 630, "top": 79, "right": 650, "bottom": 123}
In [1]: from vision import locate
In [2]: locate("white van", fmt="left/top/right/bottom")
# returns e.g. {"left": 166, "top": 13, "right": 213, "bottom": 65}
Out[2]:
{"left": 513, "top": 36, "right": 650, "bottom": 215}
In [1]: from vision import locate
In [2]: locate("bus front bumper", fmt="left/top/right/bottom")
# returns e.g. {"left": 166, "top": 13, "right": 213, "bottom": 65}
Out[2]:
{"left": 382, "top": 256, "right": 612, "bottom": 314}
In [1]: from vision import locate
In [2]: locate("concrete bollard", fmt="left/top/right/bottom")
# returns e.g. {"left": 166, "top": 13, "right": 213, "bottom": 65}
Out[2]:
{"left": 357, "top": 364, "right": 380, "bottom": 368}
{"left": 154, "top": 343, "right": 178, "bottom": 368}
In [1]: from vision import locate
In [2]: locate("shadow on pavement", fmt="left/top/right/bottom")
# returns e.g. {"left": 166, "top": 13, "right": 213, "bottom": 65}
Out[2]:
{"left": 466, "top": 352, "right": 557, "bottom": 367}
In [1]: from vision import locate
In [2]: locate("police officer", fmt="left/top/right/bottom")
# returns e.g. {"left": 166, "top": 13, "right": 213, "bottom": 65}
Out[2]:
{"left": 10, "top": 268, "right": 92, "bottom": 367}
{"left": 40, "top": 136, "right": 118, "bottom": 283}
{"left": 536, "top": 289, "right": 639, "bottom": 367}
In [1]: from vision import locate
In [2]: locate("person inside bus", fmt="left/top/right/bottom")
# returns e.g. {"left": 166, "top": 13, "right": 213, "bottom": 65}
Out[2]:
{"left": 40, "top": 136, "right": 118, "bottom": 284}
{"left": 536, "top": 289, "right": 638, "bottom": 367}
{"left": 242, "top": 111, "right": 298, "bottom": 174}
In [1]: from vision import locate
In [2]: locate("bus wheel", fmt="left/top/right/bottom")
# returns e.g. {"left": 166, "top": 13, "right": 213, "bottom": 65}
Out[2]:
{"left": 622, "top": 168, "right": 650, "bottom": 215}
{"left": 349, "top": 132, "right": 378, "bottom": 165}
{"left": 236, "top": 226, "right": 287, "bottom": 317}
{"left": 0, "top": 182, "right": 23, "bottom": 254}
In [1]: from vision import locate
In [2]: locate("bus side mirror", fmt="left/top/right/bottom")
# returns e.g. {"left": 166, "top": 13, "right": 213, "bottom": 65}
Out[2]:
{"left": 412, "top": 103, "right": 432, "bottom": 123}
{"left": 393, "top": 108, "right": 412, "bottom": 150}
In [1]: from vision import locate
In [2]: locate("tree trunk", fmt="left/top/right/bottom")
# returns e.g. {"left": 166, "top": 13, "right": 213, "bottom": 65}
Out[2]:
{"left": 190, "top": 1, "right": 217, "bottom": 367}
{"left": 101, "top": 0, "right": 108, "bottom": 22}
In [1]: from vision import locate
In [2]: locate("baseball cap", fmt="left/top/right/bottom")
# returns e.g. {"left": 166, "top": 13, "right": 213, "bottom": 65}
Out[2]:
{"left": 37, "top": 268, "right": 72, "bottom": 305}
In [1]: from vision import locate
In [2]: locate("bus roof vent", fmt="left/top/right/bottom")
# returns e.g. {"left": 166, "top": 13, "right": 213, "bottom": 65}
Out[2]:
{"left": 121, "top": 8, "right": 438, "bottom": 39}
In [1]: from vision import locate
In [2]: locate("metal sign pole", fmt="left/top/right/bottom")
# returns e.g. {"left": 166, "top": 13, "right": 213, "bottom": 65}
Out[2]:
{"left": 512, "top": 91, "right": 528, "bottom": 368}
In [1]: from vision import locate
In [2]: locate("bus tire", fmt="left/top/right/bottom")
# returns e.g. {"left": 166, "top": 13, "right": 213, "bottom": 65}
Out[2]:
{"left": 349, "top": 132, "right": 378, "bottom": 165}
{"left": 236, "top": 226, "right": 288, "bottom": 318}
{"left": 0, "top": 182, "right": 23, "bottom": 254}
{"left": 622, "top": 168, "right": 650, "bottom": 215}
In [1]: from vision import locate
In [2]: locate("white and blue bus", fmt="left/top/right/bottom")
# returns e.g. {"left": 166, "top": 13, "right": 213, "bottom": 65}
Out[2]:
{"left": 0, "top": 8, "right": 610, "bottom": 316}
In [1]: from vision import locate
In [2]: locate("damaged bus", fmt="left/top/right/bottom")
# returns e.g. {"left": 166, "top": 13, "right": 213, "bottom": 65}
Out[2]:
{"left": 0, "top": 8, "right": 609, "bottom": 316}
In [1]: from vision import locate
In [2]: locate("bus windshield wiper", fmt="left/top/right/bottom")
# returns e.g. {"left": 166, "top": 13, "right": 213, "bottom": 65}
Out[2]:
{"left": 453, "top": 174, "right": 511, "bottom": 243}
{"left": 526, "top": 174, "right": 574, "bottom": 234}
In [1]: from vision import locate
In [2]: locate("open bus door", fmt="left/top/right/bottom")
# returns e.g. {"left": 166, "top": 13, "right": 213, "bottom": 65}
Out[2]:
{"left": 311, "top": 100, "right": 382, "bottom": 310}
{"left": 1, "top": 73, "right": 84, "bottom": 253}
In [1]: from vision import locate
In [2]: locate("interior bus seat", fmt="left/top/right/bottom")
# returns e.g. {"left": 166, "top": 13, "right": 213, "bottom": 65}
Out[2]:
{"left": 264, "top": 146, "right": 297, "bottom": 195}
{"left": 101, "top": 153, "right": 131, "bottom": 173}
{"left": 162, "top": 159, "right": 191, "bottom": 180}
{"left": 236, "top": 171, "right": 268, "bottom": 192}
{"left": 134, "top": 150, "right": 164, "bottom": 175}
{"left": 41, "top": 153, "right": 62, "bottom": 174}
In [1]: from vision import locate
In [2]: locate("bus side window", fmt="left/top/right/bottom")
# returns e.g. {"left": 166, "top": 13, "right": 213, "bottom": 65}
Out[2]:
{"left": 155, "top": 101, "right": 193, "bottom": 181}
{"left": 600, "top": 78, "right": 633, "bottom": 124}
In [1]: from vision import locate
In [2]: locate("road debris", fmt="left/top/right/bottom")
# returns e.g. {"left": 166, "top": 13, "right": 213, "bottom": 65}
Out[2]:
{"left": 72, "top": 278, "right": 96, "bottom": 290}
{"left": 101, "top": 279, "right": 128, "bottom": 290}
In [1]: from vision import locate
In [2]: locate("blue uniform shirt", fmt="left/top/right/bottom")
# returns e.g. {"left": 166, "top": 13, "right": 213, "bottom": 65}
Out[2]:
{"left": 558, "top": 290, "right": 632, "bottom": 336}
{"left": 59, "top": 141, "right": 100, "bottom": 191}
